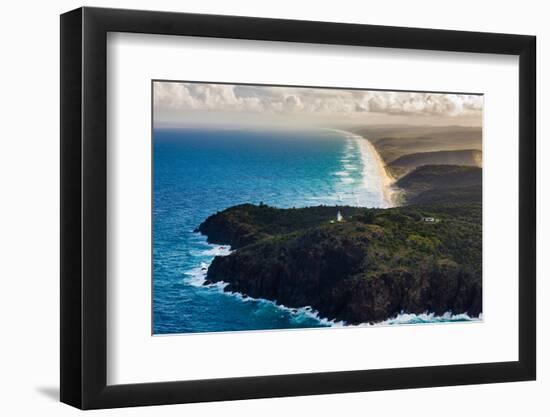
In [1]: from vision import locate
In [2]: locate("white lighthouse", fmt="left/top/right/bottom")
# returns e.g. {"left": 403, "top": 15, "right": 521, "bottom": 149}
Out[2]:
{"left": 336, "top": 210, "right": 343, "bottom": 222}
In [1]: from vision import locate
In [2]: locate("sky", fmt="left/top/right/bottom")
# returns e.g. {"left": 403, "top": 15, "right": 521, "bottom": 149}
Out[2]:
{"left": 153, "top": 81, "right": 483, "bottom": 128}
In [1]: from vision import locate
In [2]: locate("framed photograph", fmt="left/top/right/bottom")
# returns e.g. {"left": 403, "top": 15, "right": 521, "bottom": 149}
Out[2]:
{"left": 60, "top": 7, "right": 536, "bottom": 409}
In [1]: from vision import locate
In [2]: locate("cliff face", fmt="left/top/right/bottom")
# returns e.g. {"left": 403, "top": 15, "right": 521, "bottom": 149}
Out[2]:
{"left": 199, "top": 204, "right": 482, "bottom": 324}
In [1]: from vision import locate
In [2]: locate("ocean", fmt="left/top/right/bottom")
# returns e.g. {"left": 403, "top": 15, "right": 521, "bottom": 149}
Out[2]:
{"left": 152, "top": 127, "right": 471, "bottom": 334}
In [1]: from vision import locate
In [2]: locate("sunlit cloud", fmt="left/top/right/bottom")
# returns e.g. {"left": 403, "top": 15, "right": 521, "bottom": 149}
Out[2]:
{"left": 153, "top": 81, "right": 483, "bottom": 127}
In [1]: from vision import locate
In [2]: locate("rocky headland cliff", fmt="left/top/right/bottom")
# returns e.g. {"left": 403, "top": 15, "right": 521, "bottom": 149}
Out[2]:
{"left": 195, "top": 126, "right": 483, "bottom": 325}
{"left": 197, "top": 203, "right": 482, "bottom": 324}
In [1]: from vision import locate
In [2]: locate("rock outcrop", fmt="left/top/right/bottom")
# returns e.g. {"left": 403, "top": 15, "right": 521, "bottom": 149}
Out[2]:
{"left": 198, "top": 203, "right": 482, "bottom": 324}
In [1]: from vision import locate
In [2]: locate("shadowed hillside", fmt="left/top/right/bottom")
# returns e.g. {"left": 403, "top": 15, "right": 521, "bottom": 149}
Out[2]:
{"left": 388, "top": 149, "right": 482, "bottom": 177}
{"left": 352, "top": 125, "right": 482, "bottom": 163}
{"left": 395, "top": 165, "right": 482, "bottom": 205}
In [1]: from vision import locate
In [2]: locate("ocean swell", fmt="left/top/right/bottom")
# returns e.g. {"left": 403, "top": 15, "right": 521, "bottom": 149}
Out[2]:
{"left": 174, "top": 128, "right": 476, "bottom": 333}
{"left": 183, "top": 242, "right": 336, "bottom": 327}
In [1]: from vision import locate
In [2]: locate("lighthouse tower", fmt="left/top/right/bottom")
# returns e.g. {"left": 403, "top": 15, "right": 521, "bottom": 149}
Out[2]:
{"left": 336, "top": 210, "right": 343, "bottom": 222}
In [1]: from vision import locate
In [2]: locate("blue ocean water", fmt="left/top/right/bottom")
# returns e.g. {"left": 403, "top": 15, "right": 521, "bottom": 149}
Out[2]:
{"left": 152, "top": 128, "right": 469, "bottom": 334}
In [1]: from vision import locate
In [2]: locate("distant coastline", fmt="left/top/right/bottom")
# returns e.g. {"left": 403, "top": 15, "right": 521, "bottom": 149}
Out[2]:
{"left": 153, "top": 79, "right": 485, "bottom": 334}
{"left": 192, "top": 127, "right": 483, "bottom": 327}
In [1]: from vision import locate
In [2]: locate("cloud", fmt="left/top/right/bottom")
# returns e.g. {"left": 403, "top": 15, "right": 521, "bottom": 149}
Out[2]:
{"left": 153, "top": 82, "right": 482, "bottom": 120}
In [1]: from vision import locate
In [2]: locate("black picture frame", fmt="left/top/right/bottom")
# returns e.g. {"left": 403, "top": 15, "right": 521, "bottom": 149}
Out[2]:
{"left": 60, "top": 6, "right": 536, "bottom": 410}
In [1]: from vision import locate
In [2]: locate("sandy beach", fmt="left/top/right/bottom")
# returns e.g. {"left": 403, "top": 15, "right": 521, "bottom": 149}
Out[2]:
{"left": 356, "top": 134, "right": 400, "bottom": 207}
{"left": 330, "top": 129, "right": 399, "bottom": 207}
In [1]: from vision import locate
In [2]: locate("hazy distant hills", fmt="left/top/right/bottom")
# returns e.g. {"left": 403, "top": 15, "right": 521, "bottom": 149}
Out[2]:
{"left": 352, "top": 125, "right": 482, "bottom": 164}
{"left": 388, "top": 149, "right": 482, "bottom": 177}
{"left": 395, "top": 165, "right": 482, "bottom": 205}
{"left": 354, "top": 125, "right": 482, "bottom": 140}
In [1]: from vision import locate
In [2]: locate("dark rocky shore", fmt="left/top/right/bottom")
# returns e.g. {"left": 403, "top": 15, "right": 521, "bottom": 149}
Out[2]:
{"left": 197, "top": 202, "right": 482, "bottom": 325}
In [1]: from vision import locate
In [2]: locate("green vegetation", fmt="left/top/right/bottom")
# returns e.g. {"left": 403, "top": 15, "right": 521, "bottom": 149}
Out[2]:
{"left": 197, "top": 204, "right": 366, "bottom": 249}
{"left": 196, "top": 125, "right": 484, "bottom": 324}
{"left": 200, "top": 202, "right": 482, "bottom": 324}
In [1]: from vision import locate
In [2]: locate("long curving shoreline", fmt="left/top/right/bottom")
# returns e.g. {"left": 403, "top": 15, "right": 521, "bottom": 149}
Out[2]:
{"left": 331, "top": 129, "right": 400, "bottom": 208}
{"left": 192, "top": 126, "right": 483, "bottom": 327}
{"left": 354, "top": 133, "right": 400, "bottom": 208}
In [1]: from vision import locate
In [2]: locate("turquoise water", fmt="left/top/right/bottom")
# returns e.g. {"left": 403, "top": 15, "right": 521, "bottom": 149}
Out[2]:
{"left": 152, "top": 128, "right": 469, "bottom": 334}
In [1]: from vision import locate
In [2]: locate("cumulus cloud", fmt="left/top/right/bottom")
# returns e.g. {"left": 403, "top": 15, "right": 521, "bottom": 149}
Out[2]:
{"left": 154, "top": 81, "right": 482, "bottom": 122}
{"left": 364, "top": 92, "right": 482, "bottom": 116}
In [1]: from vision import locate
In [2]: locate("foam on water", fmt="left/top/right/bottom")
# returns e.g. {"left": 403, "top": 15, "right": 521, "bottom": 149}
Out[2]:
{"left": 339, "top": 311, "right": 481, "bottom": 327}
{"left": 181, "top": 244, "right": 336, "bottom": 327}
{"left": 183, "top": 243, "right": 231, "bottom": 286}
{"left": 183, "top": 243, "right": 481, "bottom": 329}
{"left": 154, "top": 128, "right": 478, "bottom": 334}
{"left": 196, "top": 246, "right": 232, "bottom": 257}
